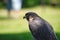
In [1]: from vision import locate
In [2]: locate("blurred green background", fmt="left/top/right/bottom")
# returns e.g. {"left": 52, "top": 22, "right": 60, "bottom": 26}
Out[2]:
{"left": 0, "top": 0, "right": 60, "bottom": 40}
{"left": 0, "top": 0, "right": 60, "bottom": 8}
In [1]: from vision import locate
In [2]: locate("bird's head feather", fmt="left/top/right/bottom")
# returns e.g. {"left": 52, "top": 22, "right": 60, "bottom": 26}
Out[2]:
{"left": 23, "top": 12, "right": 40, "bottom": 21}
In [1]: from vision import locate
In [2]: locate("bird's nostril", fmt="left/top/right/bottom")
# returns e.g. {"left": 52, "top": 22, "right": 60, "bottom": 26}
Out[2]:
{"left": 23, "top": 16, "right": 26, "bottom": 19}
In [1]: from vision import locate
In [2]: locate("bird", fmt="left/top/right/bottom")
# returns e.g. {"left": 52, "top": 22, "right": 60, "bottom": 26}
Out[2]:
{"left": 23, "top": 12, "right": 58, "bottom": 40}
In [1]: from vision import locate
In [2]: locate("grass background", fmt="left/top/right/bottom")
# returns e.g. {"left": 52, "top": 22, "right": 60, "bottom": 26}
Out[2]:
{"left": 0, "top": 6, "right": 60, "bottom": 40}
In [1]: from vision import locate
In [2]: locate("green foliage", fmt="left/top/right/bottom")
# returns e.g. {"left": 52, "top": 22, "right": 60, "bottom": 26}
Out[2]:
{"left": 0, "top": 0, "right": 60, "bottom": 8}
{"left": 0, "top": 0, "right": 5, "bottom": 8}
{"left": 22, "top": 0, "right": 40, "bottom": 8}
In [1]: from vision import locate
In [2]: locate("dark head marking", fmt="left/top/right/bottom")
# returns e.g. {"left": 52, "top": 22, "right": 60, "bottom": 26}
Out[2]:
{"left": 23, "top": 12, "right": 39, "bottom": 21}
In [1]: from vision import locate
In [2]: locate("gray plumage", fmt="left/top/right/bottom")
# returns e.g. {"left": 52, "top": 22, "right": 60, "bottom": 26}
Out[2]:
{"left": 23, "top": 12, "right": 58, "bottom": 40}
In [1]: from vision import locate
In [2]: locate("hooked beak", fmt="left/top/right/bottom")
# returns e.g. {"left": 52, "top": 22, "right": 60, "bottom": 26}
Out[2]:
{"left": 23, "top": 16, "right": 26, "bottom": 19}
